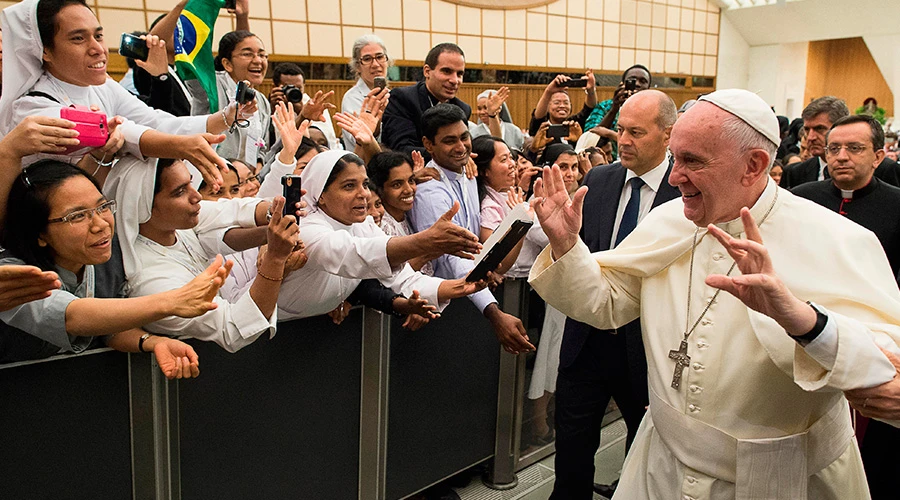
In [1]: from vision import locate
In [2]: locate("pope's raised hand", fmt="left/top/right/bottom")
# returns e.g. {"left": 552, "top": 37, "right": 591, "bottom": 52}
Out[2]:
{"left": 530, "top": 165, "right": 588, "bottom": 260}
{"left": 705, "top": 208, "right": 816, "bottom": 336}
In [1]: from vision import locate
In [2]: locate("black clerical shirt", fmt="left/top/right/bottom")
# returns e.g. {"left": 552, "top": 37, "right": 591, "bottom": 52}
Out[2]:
{"left": 793, "top": 178, "right": 900, "bottom": 279}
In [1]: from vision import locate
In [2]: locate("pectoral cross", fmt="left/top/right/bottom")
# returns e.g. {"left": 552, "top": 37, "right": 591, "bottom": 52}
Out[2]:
{"left": 669, "top": 340, "right": 691, "bottom": 389}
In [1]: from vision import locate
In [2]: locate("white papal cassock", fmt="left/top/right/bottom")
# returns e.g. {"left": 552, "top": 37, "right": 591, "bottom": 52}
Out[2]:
{"left": 529, "top": 178, "right": 900, "bottom": 500}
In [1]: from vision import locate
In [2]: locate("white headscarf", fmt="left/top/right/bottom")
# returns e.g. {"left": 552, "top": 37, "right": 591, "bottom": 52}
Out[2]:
{"left": 299, "top": 149, "right": 359, "bottom": 215}
{"left": 0, "top": 0, "right": 44, "bottom": 133}
{"left": 102, "top": 156, "right": 157, "bottom": 278}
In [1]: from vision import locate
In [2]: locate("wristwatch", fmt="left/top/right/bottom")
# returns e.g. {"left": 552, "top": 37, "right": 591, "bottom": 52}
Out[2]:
{"left": 791, "top": 301, "right": 828, "bottom": 345}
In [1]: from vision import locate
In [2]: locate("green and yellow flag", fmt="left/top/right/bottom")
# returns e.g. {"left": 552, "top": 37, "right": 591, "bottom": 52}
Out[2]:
{"left": 173, "top": 0, "right": 224, "bottom": 111}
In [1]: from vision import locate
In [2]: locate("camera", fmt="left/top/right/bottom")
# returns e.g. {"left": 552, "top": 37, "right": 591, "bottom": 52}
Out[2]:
{"left": 624, "top": 78, "right": 638, "bottom": 92}
{"left": 234, "top": 80, "right": 255, "bottom": 105}
{"left": 282, "top": 85, "right": 304, "bottom": 104}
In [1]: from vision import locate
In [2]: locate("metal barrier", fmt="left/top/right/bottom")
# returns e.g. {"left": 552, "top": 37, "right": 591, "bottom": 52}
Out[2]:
{"left": 0, "top": 299, "right": 501, "bottom": 500}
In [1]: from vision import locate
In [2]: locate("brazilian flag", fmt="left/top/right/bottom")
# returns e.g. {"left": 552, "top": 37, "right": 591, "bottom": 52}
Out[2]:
{"left": 174, "top": 0, "right": 224, "bottom": 111}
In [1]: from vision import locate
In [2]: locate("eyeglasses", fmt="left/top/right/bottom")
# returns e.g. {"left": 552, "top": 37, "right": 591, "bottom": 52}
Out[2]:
{"left": 359, "top": 53, "right": 387, "bottom": 65}
{"left": 238, "top": 173, "right": 262, "bottom": 186}
{"left": 825, "top": 143, "right": 871, "bottom": 156}
{"left": 48, "top": 200, "right": 117, "bottom": 226}
{"left": 234, "top": 51, "right": 268, "bottom": 60}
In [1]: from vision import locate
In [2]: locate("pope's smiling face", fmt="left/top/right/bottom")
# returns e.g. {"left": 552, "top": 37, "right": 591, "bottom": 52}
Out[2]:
{"left": 668, "top": 102, "right": 770, "bottom": 227}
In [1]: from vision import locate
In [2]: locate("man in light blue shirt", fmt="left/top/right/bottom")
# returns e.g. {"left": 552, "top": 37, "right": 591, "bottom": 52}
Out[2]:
{"left": 408, "top": 104, "right": 534, "bottom": 354}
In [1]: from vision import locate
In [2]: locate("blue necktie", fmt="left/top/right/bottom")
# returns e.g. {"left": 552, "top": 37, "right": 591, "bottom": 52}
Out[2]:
{"left": 615, "top": 177, "right": 645, "bottom": 247}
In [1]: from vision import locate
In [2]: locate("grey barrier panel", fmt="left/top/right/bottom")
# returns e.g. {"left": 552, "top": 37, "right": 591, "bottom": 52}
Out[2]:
{"left": 177, "top": 311, "right": 363, "bottom": 500}
{"left": 0, "top": 350, "right": 133, "bottom": 499}
{"left": 385, "top": 298, "right": 501, "bottom": 498}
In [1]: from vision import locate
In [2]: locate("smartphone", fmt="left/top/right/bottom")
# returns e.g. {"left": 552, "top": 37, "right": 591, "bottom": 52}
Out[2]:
{"left": 223, "top": 0, "right": 236, "bottom": 9}
{"left": 560, "top": 78, "right": 587, "bottom": 88}
{"left": 119, "top": 33, "right": 149, "bottom": 62}
{"left": 547, "top": 123, "right": 569, "bottom": 139}
{"left": 373, "top": 76, "right": 387, "bottom": 91}
{"left": 60, "top": 105, "right": 109, "bottom": 155}
{"left": 624, "top": 78, "right": 638, "bottom": 92}
{"left": 281, "top": 175, "right": 302, "bottom": 217}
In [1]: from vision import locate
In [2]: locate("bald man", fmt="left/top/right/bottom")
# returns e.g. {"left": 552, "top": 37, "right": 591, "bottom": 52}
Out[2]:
{"left": 551, "top": 90, "right": 680, "bottom": 500}
{"left": 530, "top": 89, "right": 900, "bottom": 499}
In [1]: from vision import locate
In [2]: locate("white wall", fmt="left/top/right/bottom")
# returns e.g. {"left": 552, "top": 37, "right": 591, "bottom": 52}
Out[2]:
{"left": 735, "top": 41, "right": 807, "bottom": 117}
{"left": 864, "top": 35, "right": 900, "bottom": 103}
{"left": 715, "top": 15, "right": 749, "bottom": 90}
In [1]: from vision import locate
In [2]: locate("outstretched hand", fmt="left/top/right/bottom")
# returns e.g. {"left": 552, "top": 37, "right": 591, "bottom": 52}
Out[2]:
{"left": 0, "top": 265, "right": 60, "bottom": 312}
{"left": 530, "top": 165, "right": 588, "bottom": 260}
{"left": 705, "top": 208, "right": 816, "bottom": 335}
{"left": 422, "top": 202, "right": 483, "bottom": 260}
{"left": 169, "top": 254, "right": 233, "bottom": 317}
{"left": 153, "top": 338, "right": 200, "bottom": 380}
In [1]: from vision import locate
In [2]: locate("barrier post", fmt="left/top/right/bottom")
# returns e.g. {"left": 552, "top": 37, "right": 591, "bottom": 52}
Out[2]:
{"left": 129, "top": 353, "right": 180, "bottom": 500}
{"left": 359, "top": 308, "right": 391, "bottom": 500}
{"left": 482, "top": 279, "right": 523, "bottom": 489}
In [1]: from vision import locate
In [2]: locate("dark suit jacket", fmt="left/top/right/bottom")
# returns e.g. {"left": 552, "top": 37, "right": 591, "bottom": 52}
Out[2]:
{"left": 782, "top": 156, "right": 900, "bottom": 189}
{"left": 133, "top": 66, "right": 192, "bottom": 117}
{"left": 560, "top": 160, "right": 681, "bottom": 375}
{"left": 381, "top": 81, "right": 472, "bottom": 160}
{"left": 781, "top": 156, "right": 822, "bottom": 189}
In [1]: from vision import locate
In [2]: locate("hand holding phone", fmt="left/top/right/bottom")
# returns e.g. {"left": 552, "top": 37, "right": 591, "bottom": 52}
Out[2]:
{"left": 547, "top": 123, "right": 569, "bottom": 139}
{"left": 59, "top": 105, "right": 109, "bottom": 155}
{"left": 281, "top": 175, "right": 302, "bottom": 217}
{"left": 373, "top": 76, "right": 387, "bottom": 91}
{"left": 560, "top": 78, "right": 588, "bottom": 88}
{"left": 119, "top": 33, "right": 149, "bottom": 62}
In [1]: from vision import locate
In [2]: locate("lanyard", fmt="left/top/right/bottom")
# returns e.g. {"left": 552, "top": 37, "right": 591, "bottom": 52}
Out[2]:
{"left": 83, "top": 265, "right": 95, "bottom": 298}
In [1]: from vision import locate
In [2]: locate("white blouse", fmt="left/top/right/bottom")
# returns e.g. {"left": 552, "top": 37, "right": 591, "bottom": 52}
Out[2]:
{"left": 126, "top": 198, "right": 277, "bottom": 353}
{"left": 274, "top": 209, "right": 447, "bottom": 321}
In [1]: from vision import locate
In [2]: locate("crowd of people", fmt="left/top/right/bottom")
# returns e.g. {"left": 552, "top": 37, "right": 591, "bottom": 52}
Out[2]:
{"left": 2, "top": 0, "right": 900, "bottom": 499}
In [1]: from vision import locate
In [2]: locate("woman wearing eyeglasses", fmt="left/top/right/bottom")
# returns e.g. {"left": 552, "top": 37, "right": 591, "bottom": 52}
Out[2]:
{"left": 0, "top": 0, "right": 246, "bottom": 190}
{"left": 340, "top": 34, "right": 391, "bottom": 151}
{"left": 212, "top": 30, "right": 272, "bottom": 167}
{"left": 0, "top": 160, "right": 231, "bottom": 379}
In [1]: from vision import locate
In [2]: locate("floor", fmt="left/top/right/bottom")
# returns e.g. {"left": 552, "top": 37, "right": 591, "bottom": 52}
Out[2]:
{"left": 453, "top": 419, "right": 627, "bottom": 500}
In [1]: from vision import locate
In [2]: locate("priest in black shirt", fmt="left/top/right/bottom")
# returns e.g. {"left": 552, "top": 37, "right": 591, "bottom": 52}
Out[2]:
{"left": 792, "top": 114, "right": 900, "bottom": 500}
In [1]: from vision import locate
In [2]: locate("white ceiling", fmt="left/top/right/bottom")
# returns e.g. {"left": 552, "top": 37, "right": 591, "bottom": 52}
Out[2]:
{"left": 721, "top": 0, "right": 900, "bottom": 98}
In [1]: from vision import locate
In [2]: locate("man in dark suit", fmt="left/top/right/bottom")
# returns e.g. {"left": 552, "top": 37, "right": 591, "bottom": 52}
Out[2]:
{"left": 550, "top": 90, "right": 681, "bottom": 500}
{"left": 783, "top": 96, "right": 900, "bottom": 189}
{"left": 381, "top": 43, "right": 471, "bottom": 159}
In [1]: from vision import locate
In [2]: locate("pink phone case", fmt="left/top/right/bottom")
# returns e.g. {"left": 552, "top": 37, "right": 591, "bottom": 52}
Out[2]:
{"left": 60, "top": 105, "right": 109, "bottom": 154}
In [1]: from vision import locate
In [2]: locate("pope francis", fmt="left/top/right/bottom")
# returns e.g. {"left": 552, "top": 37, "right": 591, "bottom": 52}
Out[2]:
{"left": 528, "top": 88, "right": 900, "bottom": 500}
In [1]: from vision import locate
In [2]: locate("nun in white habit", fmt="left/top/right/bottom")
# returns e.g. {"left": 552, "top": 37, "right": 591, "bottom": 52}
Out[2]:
{"left": 263, "top": 150, "right": 485, "bottom": 321}
{"left": 0, "top": 0, "right": 247, "bottom": 179}
{"left": 105, "top": 155, "right": 298, "bottom": 353}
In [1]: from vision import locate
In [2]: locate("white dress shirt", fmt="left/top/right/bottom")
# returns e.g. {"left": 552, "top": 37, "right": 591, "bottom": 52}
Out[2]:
{"left": 609, "top": 153, "right": 670, "bottom": 249}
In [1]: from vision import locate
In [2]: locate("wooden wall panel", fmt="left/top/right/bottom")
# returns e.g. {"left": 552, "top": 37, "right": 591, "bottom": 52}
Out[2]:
{"left": 272, "top": 80, "right": 709, "bottom": 137}
{"left": 805, "top": 37, "right": 894, "bottom": 117}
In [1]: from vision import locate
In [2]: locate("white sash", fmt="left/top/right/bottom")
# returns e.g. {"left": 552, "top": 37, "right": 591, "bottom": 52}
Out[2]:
{"left": 648, "top": 387, "right": 853, "bottom": 499}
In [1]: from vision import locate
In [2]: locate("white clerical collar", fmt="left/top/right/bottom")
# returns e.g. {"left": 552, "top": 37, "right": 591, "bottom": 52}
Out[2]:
{"left": 430, "top": 160, "right": 464, "bottom": 181}
{"left": 624, "top": 152, "right": 670, "bottom": 194}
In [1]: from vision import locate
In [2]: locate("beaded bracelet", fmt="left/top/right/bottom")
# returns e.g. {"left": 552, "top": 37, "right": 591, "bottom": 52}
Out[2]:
{"left": 257, "top": 269, "right": 284, "bottom": 282}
